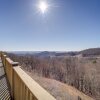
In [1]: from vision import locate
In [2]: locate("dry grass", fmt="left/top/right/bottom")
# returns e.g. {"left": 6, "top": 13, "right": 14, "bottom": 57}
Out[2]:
{"left": 23, "top": 69, "right": 94, "bottom": 100}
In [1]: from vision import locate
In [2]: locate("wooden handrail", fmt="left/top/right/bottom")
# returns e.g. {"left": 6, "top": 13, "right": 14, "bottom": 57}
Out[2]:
{"left": 0, "top": 52, "right": 56, "bottom": 100}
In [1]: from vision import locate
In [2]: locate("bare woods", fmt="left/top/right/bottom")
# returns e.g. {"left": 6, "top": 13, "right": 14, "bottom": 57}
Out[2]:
{"left": 8, "top": 53, "right": 100, "bottom": 100}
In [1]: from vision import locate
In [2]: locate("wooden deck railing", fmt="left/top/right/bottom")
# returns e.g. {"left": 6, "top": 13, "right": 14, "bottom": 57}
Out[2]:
{"left": 0, "top": 52, "right": 56, "bottom": 100}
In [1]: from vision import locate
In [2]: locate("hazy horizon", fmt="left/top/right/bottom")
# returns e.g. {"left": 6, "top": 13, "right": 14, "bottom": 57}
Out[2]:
{"left": 3, "top": 47, "right": 99, "bottom": 53}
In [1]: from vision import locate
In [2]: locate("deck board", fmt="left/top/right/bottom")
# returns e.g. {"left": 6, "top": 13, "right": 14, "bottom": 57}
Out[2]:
{"left": 0, "top": 58, "right": 11, "bottom": 100}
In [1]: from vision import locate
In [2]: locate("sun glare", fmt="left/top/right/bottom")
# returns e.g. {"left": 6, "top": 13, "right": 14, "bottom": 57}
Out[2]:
{"left": 38, "top": 1, "right": 48, "bottom": 14}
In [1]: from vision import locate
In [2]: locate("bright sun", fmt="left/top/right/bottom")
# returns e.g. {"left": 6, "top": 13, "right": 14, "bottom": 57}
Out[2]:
{"left": 38, "top": 1, "right": 48, "bottom": 14}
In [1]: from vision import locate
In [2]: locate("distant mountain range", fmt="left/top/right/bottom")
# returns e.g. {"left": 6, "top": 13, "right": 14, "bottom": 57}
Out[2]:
{"left": 8, "top": 48, "right": 100, "bottom": 57}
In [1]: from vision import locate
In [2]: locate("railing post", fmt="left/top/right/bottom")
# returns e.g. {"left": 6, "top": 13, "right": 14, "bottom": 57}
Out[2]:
{"left": 0, "top": 51, "right": 2, "bottom": 60}
{"left": 1, "top": 52, "right": 5, "bottom": 61}
{"left": 11, "top": 62, "right": 19, "bottom": 99}
{"left": 4, "top": 55, "right": 8, "bottom": 69}
{"left": 0, "top": 51, "right": 1, "bottom": 57}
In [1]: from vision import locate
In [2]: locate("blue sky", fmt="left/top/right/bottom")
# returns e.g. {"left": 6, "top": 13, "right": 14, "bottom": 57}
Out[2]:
{"left": 0, "top": 0, "right": 100, "bottom": 51}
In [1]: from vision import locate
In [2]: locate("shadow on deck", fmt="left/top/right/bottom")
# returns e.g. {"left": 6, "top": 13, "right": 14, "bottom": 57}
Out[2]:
{"left": 0, "top": 59, "right": 11, "bottom": 100}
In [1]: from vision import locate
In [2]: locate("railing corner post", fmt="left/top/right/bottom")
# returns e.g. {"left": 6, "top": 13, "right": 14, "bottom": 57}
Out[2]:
{"left": 4, "top": 55, "right": 8, "bottom": 67}
{"left": 11, "top": 62, "right": 19, "bottom": 99}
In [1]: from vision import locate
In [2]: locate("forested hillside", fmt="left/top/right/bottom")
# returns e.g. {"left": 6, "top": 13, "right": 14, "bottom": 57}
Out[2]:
{"left": 7, "top": 50, "right": 100, "bottom": 100}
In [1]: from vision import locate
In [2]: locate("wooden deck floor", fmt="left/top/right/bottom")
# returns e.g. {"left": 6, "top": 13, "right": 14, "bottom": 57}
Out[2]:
{"left": 0, "top": 58, "right": 11, "bottom": 100}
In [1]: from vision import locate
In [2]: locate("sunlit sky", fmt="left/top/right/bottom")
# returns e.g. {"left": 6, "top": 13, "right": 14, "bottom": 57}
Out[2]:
{"left": 0, "top": 0, "right": 100, "bottom": 51}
